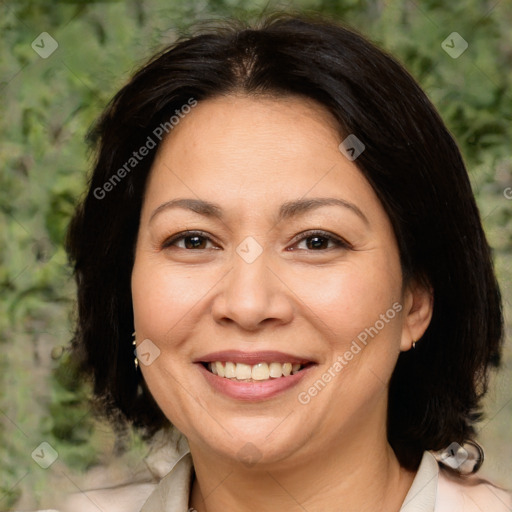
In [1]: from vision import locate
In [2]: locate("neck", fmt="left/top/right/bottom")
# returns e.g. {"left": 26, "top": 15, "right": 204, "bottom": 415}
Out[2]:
{"left": 189, "top": 426, "right": 415, "bottom": 512}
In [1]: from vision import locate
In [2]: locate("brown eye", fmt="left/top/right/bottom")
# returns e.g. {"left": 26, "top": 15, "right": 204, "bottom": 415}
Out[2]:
{"left": 290, "top": 230, "right": 351, "bottom": 251}
{"left": 162, "top": 231, "right": 216, "bottom": 250}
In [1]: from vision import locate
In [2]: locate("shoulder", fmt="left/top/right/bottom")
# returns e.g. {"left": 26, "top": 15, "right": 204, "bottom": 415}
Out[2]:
{"left": 56, "top": 481, "right": 159, "bottom": 512}
{"left": 50, "top": 457, "right": 160, "bottom": 512}
{"left": 47, "top": 427, "right": 190, "bottom": 512}
{"left": 436, "top": 467, "right": 512, "bottom": 512}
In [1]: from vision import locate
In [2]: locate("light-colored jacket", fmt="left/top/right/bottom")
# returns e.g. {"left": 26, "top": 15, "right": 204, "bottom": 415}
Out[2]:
{"left": 46, "top": 429, "right": 511, "bottom": 512}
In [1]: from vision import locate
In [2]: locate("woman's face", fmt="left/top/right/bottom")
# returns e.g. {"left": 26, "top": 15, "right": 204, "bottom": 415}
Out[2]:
{"left": 131, "top": 94, "right": 430, "bottom": 466}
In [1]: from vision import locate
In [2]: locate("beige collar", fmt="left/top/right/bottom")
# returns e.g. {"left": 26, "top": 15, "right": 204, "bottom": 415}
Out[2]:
{"left": 141, "top": 450, "right": 193, "bottom": 512}
{"left": 401, "top": 451, "right": 439, "bottom": 511}
{"left": 141, "top": 434, "right": 439, "bottom": 512}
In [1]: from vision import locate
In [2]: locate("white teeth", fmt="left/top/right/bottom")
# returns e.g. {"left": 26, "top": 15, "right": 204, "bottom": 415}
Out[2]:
{"left": 215, "top": 361, "right": 225, "bottom": 377}
{"left": 224, "top": 361, "right": 236, "bottom": 378}
{"left": 269, "top": 362, "right": 283, "bottom": 378}
{"left": 252, "top": 362, "right": 269, "bottom": 380}
{"left": 235, "top": 363, "right": 252, "bottom": 380}
{"left": 206, "top": 361, "right": 305, "bottom": 381}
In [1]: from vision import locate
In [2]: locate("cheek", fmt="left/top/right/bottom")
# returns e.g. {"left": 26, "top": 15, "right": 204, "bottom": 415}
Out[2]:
{"left": 290, "top": 258, "right": 402, "bottom": 343}
{"left": 131, "top": 257, "right": 212, "bottom": 337}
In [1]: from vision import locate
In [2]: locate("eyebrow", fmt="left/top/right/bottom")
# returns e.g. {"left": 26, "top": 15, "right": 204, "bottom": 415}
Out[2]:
{"left": 149, "top": 197, "right": 369, "bottom": 225}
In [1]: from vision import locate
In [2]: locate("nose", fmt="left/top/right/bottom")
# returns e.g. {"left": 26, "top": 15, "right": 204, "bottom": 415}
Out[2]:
{"left": 211, "top": 246, "right": 294, "bottom": 331}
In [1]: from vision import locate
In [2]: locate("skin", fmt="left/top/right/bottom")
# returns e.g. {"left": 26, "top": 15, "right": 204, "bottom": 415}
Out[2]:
{"left": 131, "top": 94, "right": 433, "bottom": 512}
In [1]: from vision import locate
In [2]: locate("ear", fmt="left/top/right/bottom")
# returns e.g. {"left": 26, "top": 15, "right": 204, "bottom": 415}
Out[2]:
{"left": 400, "top": 278, "right": 433, "bottom": 351}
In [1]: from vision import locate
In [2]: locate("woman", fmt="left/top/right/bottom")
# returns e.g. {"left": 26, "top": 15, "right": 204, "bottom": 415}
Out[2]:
{"left": 60, "top": 13, "right": 511, "bottom": 512}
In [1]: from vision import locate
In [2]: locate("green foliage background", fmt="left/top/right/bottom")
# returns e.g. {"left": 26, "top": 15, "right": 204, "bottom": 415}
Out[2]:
{"left": 1, "top": 0, "right": 511, "bottom": 509}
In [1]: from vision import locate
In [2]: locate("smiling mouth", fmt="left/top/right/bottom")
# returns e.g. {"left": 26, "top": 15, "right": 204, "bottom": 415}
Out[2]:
{"left": 202, "top": 361, "right": 313, "bottom": 382}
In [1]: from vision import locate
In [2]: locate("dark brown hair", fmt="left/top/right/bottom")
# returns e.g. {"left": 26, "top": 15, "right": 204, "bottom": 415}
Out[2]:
{"left": 66, "top": 13, "right": 504, "bottom": 471}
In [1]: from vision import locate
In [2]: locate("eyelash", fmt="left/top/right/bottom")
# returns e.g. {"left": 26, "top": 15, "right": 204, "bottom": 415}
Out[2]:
{"left": 161, "top": 229, "right": 351, "bottom": 252}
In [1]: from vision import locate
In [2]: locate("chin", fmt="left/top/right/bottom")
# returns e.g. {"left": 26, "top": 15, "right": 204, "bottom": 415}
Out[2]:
{"left": 188, "top": 417, "right": 313, "bottom": 468}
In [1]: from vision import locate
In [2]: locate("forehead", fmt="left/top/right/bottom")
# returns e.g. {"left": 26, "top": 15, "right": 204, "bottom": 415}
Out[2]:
{"left": 142, "top": 94, "right": 381, "bottom": 225}
{"left": 155, "top": 93, "right": 341, "bottom": 161}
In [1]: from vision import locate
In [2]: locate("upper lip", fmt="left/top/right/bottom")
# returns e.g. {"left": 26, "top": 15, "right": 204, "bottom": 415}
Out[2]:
{"left": 194, "top": 350, "right": 316, "bottom": 365}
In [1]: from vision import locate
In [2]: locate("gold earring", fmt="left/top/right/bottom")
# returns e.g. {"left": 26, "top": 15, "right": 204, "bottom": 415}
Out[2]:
{"left": 412, "top": 340, "right": 416, "bottom": 349}
{"left": 132, "top": 331, "right": 139, "bottom": 370}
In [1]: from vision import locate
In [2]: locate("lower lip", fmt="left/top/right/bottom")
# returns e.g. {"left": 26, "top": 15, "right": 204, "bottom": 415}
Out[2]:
{"left": 197, "top": 363, "right": 314, "bottom": 401}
